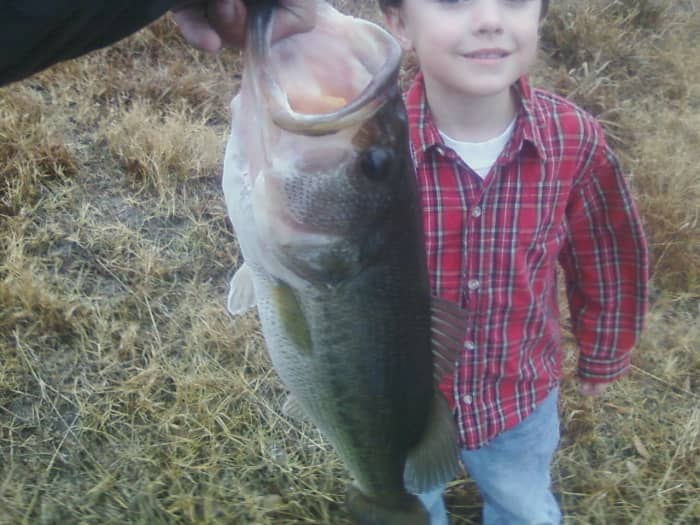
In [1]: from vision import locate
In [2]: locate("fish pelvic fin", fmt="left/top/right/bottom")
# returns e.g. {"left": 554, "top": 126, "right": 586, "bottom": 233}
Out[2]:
{"left": 346, "top": 484, "right": 429, "bottom": 525}
{"left": 430, "top": 296, "right": 468, "bottom": 384}
{"left": 227, "top": 263, "right": 257, "bottom": 315}
{"left": 404, "top": 392, "right": 462, "bottom": 495}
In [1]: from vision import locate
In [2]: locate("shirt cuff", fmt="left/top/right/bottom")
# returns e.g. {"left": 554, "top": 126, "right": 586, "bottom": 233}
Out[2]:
{"left": 577, "top": 351, "right": 632, "bottom": 383}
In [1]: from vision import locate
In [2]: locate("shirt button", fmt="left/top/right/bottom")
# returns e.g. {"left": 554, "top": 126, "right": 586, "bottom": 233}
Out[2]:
{"left": 467, "top": 279, "right": 480, "bottom": 291}
{"left": 464, "top": 341, "right": 476, "bottom": 350}
{"left": 471, "top": 206, "right": 482, "bottom": 218}
{"left": 463, "top": 394, "right": 473, "bottom": 404}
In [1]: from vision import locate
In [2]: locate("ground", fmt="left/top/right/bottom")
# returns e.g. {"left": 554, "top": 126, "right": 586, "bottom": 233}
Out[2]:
{"left": 0, "top": 1, "right": 698, "bottom": 524}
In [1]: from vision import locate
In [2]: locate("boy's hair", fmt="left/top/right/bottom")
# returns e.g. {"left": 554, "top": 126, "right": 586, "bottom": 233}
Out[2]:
{"left": 378, "top": 0, "right": 550, "bottom": 19}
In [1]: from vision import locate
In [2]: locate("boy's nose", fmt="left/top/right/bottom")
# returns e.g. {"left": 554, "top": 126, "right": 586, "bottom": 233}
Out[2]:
{"left": 471, "top": 0, "right": 504, "bottom": 36}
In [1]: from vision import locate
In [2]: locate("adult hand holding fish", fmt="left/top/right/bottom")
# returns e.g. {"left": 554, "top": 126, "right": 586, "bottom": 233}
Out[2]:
{"left": 172, "top": 0, "right": 317, "bottom": 52}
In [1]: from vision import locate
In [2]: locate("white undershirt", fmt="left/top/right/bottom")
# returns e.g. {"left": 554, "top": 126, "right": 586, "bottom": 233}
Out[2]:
{"left": 439, "top": 118, "right": 517, "bottom": 179}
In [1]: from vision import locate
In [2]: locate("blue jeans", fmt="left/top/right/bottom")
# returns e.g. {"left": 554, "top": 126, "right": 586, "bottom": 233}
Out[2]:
{"left": 418, "top": 388, "right": 561, "bottom": 525}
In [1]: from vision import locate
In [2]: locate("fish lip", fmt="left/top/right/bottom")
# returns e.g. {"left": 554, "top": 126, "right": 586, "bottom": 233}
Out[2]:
{"left": 461, "top": 48, "right": 511, "bottom": 59}
{"left": 251, "top": 10, "right": 402, "bottom": 136}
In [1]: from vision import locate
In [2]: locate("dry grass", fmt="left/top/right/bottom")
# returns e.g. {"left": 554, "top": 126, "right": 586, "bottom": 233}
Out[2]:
{"left": 536, "top": 0, "right": 700, "bottom": 295}
{"left": 0, "top": 1, "right": 698, "bottom": 524}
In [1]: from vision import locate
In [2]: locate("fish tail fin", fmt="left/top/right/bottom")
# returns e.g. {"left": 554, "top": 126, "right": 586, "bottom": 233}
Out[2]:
{"left": 346, "top": 485, "right": 429, "bottom": 525}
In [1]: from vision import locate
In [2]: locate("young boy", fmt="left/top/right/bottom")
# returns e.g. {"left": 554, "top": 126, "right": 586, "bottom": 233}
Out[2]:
{"left": 380, "top": 0, "right": 649, "bottom": 523}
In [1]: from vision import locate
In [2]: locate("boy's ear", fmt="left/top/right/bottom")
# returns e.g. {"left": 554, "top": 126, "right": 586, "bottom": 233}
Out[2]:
{"left": 383, "top": 7, "right": 412, "bottom": 52}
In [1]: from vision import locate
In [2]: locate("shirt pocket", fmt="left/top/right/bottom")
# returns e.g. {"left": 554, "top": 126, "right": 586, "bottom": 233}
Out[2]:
{"left": 513, "top": 178, "right": 564, "bottom": 253}
{"left": 422, "top": 194, "right": 466, "bottom": 300}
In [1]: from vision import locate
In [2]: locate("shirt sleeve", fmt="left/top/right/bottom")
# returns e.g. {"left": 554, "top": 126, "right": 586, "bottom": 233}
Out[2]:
{"left": 558, "top": 125, "right": 649, "bottom": 383}
{"left": 0, "top": 0, "right": 178, "bottom": 87}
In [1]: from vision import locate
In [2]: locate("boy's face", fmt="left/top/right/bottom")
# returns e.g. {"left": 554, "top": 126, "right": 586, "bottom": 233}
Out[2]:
{"left": 385, "top": 0, "right": 541, "bottom": 100}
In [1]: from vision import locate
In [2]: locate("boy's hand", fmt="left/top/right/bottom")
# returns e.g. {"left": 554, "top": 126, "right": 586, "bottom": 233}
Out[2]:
{"left": 577, "top": 381, "right": 608, "bottom": 397}
{"left": 171, "top": 0, "right": 316, "bottom": 53}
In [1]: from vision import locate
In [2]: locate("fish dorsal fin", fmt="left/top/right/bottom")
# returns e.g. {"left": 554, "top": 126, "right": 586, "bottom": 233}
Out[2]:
{"left": 227, "top": 263, "right": 257, "bottom": 315}
{"left": 430, "top": 296, "right": 468, "bottom": 384}
{"left": 404, "top": 392, "right": 462, "bottom": 494}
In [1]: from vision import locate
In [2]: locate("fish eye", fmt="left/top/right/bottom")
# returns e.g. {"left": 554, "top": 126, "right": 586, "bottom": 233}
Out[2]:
{"left": 359, "top": 147, "right": 392, "bottom": 180}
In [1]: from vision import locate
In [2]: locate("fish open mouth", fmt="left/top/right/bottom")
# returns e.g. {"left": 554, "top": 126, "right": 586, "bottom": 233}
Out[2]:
{"left": 248, "top": 3, "right": 402, "bottom": 135}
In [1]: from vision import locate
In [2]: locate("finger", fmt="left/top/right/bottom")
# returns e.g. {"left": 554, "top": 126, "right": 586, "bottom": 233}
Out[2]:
{"left": 208, "top": 0, "right": 248, "bottom": 48}
{"left": 579, "top": 382, "right": 607, "bottom": 397}
{"left": 271, "top": 0, "right": 317, "bottom": 42}
{"left": 172, "top": 6, "right": 222, "bottom": 52}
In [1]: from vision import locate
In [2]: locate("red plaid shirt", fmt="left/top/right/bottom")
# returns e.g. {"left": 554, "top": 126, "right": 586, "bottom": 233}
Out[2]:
{"left": 406, "top": 74, "right": 649, "bottom": 449}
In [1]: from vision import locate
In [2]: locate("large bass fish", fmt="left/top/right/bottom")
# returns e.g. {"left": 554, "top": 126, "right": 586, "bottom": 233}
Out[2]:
{"left": 222, "top": 2, "right": 464, "bottom": 523}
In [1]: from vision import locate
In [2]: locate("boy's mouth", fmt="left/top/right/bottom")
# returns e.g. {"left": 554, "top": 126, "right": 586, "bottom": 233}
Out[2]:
{"left": 462, "top": 49, "right": 510, "bottom": 59}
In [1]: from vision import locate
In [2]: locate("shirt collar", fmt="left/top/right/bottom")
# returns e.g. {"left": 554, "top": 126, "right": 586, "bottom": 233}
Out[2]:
{"left": 510, "top": 76, "right": 548, "bottom": 162}
{"left": 405, "top": 72, "right": 441, "bottom": 166}
{"left": 405, "top": 73, "right": 548, "bottom": 165}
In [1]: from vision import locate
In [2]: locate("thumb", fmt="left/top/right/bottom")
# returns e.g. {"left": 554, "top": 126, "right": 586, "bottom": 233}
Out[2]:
{"left": 172, "top": 5, "right": 222, "bottom": 52}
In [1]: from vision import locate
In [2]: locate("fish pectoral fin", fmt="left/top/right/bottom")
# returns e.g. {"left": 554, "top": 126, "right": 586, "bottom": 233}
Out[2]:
{"left": 227, "top": 263, "right": 257, "bottom": 315}
{"left": 345, "top": 484, "right": 429, "bottom": 525}
{"left": 430, "top": 296, "right": 468, "bottom": 384}
{"left": 404, "top": 392, "right": 461, "bottom": 495}
{"left": 270, "top": 281, "right": 313, "bottom": 354}
{"left": 282, "top": 394, "right": 312, "bottom": 424}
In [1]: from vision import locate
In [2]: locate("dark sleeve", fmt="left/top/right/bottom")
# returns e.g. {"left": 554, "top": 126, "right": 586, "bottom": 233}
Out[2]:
{"left": 0, "top": 0, "right": 180, "bottom": 86}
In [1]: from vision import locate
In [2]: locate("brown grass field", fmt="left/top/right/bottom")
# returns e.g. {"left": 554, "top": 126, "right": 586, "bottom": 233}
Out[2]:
{"left": 1, "top": 0, "right": 698, "bottom": 523}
